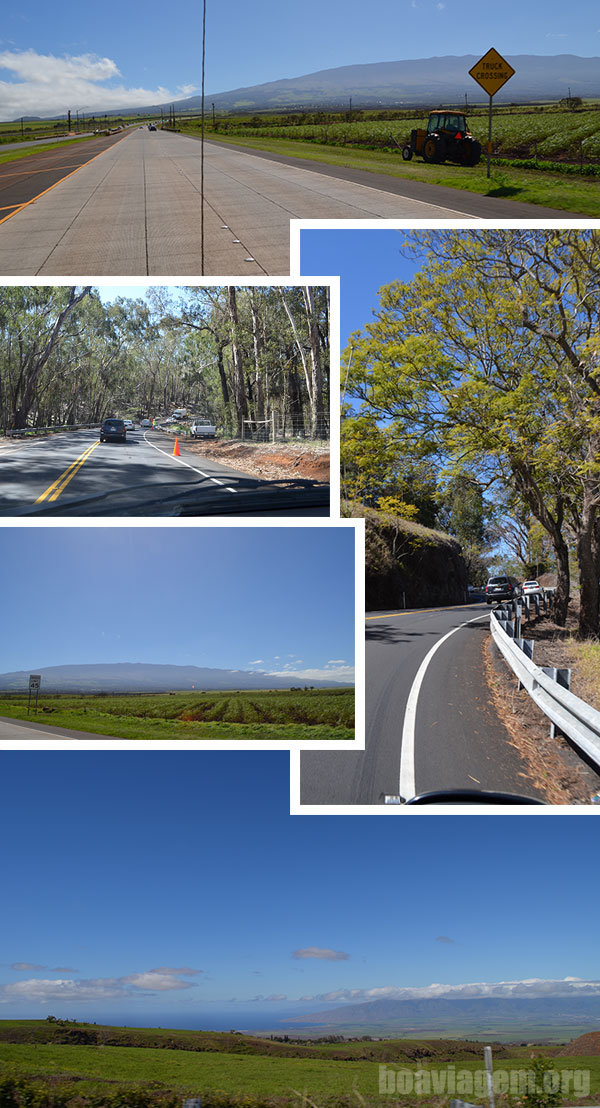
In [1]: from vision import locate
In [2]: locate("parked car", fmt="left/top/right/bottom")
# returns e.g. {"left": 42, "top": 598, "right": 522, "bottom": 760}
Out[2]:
{"left": 485, "top": 575, "right": 522, "bottom": 604}
{"left": 190, "top": 418, "right": 217, "bottom": 438}
{"left": 522, "top": 580, "right": 542, "bottom": 597}
{"left": 99, "top": 418, "right": 126, "bottom": 443}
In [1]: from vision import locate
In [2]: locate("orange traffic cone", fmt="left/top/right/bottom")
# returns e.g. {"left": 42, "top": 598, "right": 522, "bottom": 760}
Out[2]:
{"left": 173, "top": 438, "right": 180, "bottom": 457}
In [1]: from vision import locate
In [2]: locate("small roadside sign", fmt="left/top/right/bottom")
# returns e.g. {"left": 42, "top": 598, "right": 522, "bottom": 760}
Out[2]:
{"left": 468, "top": 48, "right": 516, "bottom": 178}
{"left": 469, "top": 48, "right": 515, "bottom": 97}
{"left": 28, "top": 674, "right": 41, "bottom": 713}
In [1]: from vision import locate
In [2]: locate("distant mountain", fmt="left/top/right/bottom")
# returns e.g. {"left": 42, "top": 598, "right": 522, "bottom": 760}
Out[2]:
{"left": 39, "top": 54, "right": 599, "bottom": 123}
{"left": 282, "top": 997, "right": 600, "bottom": 1037}
{"left": 0, "top": 663, "right": 349, "bottom": 693}
{"left": 199, "top": 54, "right": 600, "bottom": 111}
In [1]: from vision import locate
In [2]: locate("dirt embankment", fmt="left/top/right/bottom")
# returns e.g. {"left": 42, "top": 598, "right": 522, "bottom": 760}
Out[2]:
{"left": 183, "top": 438, "right": 329, "bottom": 482}
{"left": 347, "top": 503, "right": 469, "bottom": 609}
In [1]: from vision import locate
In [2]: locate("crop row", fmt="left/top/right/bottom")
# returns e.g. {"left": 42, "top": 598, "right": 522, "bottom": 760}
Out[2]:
{"left": 206, "top": 109, "right": 600, "bottom": 159}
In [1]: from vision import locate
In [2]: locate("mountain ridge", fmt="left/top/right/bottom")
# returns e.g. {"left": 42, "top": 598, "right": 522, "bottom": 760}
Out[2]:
{"left": 0, "top": 662, "right": 350, "bottom": 693}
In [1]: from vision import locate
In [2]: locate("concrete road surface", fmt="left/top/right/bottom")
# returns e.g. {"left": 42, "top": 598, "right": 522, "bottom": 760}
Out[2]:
{"left": 0, "top": 128, "right": 487, "bottom": 277}
{"left": 0, "top": 427, "right": 326, "bottom": 516}
{"left": 301, "top": 603, "right": 544, "bottom": 805}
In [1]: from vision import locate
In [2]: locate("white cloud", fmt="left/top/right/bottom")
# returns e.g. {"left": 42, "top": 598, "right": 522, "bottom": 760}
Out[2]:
{"left": 267, "top": 666, "right": 354, "bottom": 684}
{"left": 0, "top": 49, "right": 197, "bottom": 118}
{"left": 11, "top": 962, "right": 46, "bottom": 971}
{"left": 302, "top": 977, "right": 600, "bottom": 1004}
{"left": 293, "top": 947, "right": 350, "bottom": 961}
{"left": 249, "top": 660, "right": 264, "bottom": 666}
{"left": 0, "top": 967, "right": 200, "bottom": 1004}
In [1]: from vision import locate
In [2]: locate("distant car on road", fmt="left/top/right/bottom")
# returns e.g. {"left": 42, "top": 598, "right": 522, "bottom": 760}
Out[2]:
{"left": 522, "top": 580, "right": 542, "bottom": 597}
{"left": 140, "top": 418, "right": 151, "bottom": 428}
{"left": 123, "top": 419, "right": 134, "bottom": 432}
{"left": 148, "top": 124, "right": 157, "bottom": 131}
{"left": 485, "top": 575, "right": 522, "bottom": 604}
{"left": 99, "top": 418, "right": 126, "bottom": 443}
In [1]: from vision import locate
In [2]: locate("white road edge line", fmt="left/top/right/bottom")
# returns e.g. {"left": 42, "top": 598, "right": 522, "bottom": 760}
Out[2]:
{"left": 398, "top": 612, "right": 489, "bottom": 800}
{"left": 142, "top": 431, "right": 236, "bottom": 492}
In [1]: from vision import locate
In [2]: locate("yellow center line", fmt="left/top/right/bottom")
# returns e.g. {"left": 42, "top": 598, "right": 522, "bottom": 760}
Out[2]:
{"left": 35, "top": 441, "right": 100, "bottom": 503}
{"left": 365, "top": 603, "right": 479, "bottom": 621}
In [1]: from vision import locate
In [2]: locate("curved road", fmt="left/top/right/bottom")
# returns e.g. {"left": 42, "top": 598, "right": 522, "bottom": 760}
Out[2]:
{"left": 300, "top": 603, "right": 544, "bottom": 805}
{"left": 0, "top": 128, "right": 568, "bottom": 277}
{"left": 0, "top": 428, "right": 325, "bottom": 516}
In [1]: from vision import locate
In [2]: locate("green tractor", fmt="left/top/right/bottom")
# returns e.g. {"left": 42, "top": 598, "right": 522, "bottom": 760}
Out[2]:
{"left": 402, "top": 110, "right": 481, "bottom": 166}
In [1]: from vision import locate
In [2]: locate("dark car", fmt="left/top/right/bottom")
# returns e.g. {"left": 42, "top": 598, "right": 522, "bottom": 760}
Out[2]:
{"left": 485, "top": 575, "right": 522, "bottom": 604}
{"left": 100, "top": 418, "right": 126, "bottom": 443}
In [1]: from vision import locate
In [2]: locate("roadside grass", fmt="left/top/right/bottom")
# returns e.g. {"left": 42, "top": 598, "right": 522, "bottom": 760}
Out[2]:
{"left": 569, "top": 639, "right": 600, "bottom": 712}
{"left": 1, "top": 1041, "right": 600, "bottom": 1105}
{"left": 0, "top": 134, "right": 104, "bottom": 166}
{"left": 0, "top": 689, "right": 354, "bottom": 741}
{"left": 193, "top": 131, "right": 599, "bottom": 215}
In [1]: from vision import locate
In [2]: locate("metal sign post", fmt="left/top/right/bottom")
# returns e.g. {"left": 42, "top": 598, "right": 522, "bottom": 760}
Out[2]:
{"left": 28, "top": 674, "right": 41, "bottom": 713}
{"left": 469, "top": 48, "right": 516, "bottom": 178}
{"left": 484, "top": 1046, "right": 495, "bottom": 1108}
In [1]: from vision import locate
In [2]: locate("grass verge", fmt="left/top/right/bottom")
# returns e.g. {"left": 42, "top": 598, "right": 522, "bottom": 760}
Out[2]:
{"left": 194, "top": 131, "right": 600, "bottom": 215}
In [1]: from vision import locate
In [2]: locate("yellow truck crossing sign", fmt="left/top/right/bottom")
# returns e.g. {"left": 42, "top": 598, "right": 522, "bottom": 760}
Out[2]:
{"left": 469, "top": 48, "right": 515, "bottom": 97}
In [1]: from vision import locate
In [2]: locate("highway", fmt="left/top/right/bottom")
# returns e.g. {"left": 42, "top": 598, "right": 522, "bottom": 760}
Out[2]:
{"left": 300, "top": 603, "right": 544, "bottom": 805}
{"left": 0, "top": 128, "right": 566, "bottom": 277}
{"left": 0, "top": 428, "right": 329, "bottom": 516}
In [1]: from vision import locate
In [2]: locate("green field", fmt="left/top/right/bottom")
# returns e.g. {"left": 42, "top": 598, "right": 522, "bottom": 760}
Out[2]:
{"left": 177, "top": 104, "right": 600, "bottom": 214}
{"left": 0, "top": 1022, "right": 599, "bottom": 1108}
{"left": 0, "top": 688, "right": 354, "bottom": 741}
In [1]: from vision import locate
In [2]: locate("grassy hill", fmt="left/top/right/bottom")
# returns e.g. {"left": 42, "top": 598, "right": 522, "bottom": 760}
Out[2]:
{"left": 1, "top": 1021, "right": 600, "bottom": 1108}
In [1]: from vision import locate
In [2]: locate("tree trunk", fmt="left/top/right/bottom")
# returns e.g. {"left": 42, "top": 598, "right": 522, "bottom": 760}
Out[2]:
{"left": 577, "top": 495, "right": 600, "bottom": 637}
{"left": 226, "top": 287, "right": 248, "bottom": 436}
{"left": 302, "top": 286, "right": 325, "bottom": 439}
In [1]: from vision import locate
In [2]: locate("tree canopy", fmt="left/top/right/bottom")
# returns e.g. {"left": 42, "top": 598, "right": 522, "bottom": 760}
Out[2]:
{"left": 344, "top": 230, "right": 600, "bottom": 636}
{"left": 0, "top": 285, "right": 330, "bottom": 442}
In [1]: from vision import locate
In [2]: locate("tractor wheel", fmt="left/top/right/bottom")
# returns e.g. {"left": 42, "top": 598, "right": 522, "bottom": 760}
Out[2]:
{"left": 461, "top": 139, "right": 481, "bottom": 167}
{"left": 422, "top": 136, "right": 438, "bottom": 162}
{"left": 423, "top": 135, "right": 445, "bottom": 163}
{"left": 401, "top": 145, "right": 413, "bottom": 161}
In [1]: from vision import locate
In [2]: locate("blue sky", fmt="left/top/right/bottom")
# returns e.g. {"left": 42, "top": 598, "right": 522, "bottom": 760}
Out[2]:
{"left": 301, "top": 229, "right": 422, "bottom": 349}
{"left": 1, "top": 751, "right": 599, "bottom": 1027}
{"left": 0, "top": 527, "right": 355, "bottom": 683}
{"left": 1, "top": 0, "right": 598, "bottom": 118}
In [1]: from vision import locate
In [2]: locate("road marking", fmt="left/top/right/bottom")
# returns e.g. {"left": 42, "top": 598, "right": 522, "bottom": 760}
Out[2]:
{"left": 0, "top": 134, "right": 129, "bottom": 227}
{"left": 143, "top": 432, "right": 237, "bottom": 492}
{"left": 398, "top": 612, "right": 489, "bottom": 800}
{"left": 366, "top": 603, "right": 477, "bottom": 621}
{"left": 35, "top": 440, "right": 101, "bottom": 503}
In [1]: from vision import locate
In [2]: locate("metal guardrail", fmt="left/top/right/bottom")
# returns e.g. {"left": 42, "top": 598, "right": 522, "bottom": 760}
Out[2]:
{"left": 490, "top": 603, "right": 600, "bottom": 771}
{"left": 5, "top": 422, "right": 101, "bottom": 438}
